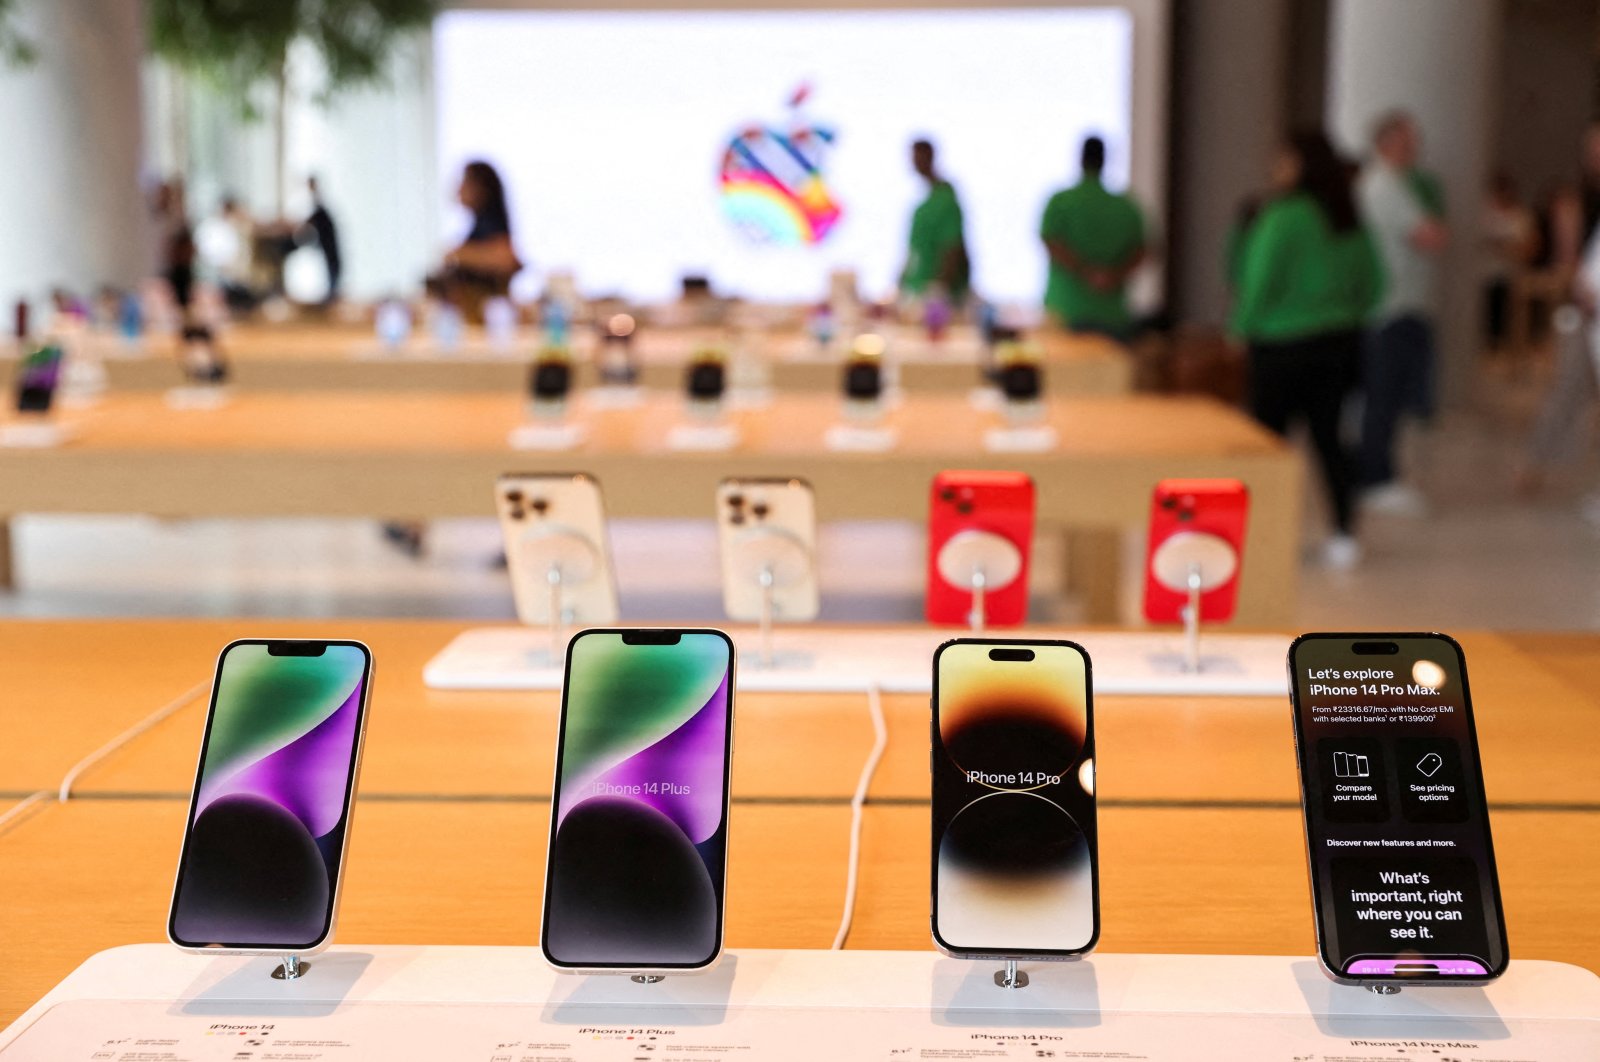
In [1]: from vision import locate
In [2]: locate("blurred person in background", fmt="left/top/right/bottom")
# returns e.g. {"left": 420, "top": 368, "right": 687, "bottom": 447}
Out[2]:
{"left": 1039, "top": 135, "right": 1147, "bottom": 339}
{"left": 1481, "top": 171, "right": 1535, "bottom": 354}
{"left": 196, "top": 195, "right": 258, "bottom": 313}
{"left": 150, "top": 179, "right": 197, "bottom": 321}
{"left": 1355, "top": 111, "right": 1448, "bottom": 516}
{"left": 300, "top": 175, "right": 342, "bottom": 305}
{"left": 1522, "top": 125, "right": 1600, "bottom": 498}
{"left": 1231, "top": 129, "right": 1385, "bottom": 570}
{"left": 899, "top": 138, "right": 970, "bottom": 307}
{"left": 430, "top": 159, "right": 522, "bottom": 323}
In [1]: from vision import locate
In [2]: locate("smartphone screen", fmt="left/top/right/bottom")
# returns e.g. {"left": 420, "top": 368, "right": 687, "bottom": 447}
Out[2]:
{"left": 542, "top": 629, "right": 735, "bottom": 970}
{"left": 1289, "top": 634, "right": 1508, "bottom": 982}
{"left": 931, "top": 639, "right": 1098, "bottom": 958}
{"left": 15, "top": 344, "right": 62, "bottom": 412}
{"left": 168, "top": 640, "right": 372, "bottom": 951}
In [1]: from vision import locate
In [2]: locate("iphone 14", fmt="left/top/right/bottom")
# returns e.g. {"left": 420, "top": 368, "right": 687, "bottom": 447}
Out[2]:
{"left": 1288, "top": 633, "right": 1508, "bottom": 986}
{"left": 14, "top": 344, "right": 63, "bottom": 413}
{"left": 541, "top": 628, "right": 736, "bottom": 972}
{"left": 931, "top": 638, "right": 1098, "bottom": 959}
{"left": 168, "top": 639, "right": 373, "bottom": 955}
{"left": 496, "top": 472, "right": 619, "bottom": 626}
{"left": 926, "top": 471, "right": 1034, "bottom": 626}
{"left": 1141, "top": 478, "right": 1249, "bottom": 623}
{"left": 716, "top": 477, "right": 819, "bottom": 622}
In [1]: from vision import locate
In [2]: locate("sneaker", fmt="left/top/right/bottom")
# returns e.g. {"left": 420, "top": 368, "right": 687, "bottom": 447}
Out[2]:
{"left": 1322, "top": 534, "right": 1363, "bottom": 570}
{"left": 1361, "top": 482, "right": 1429, "bottom": 517}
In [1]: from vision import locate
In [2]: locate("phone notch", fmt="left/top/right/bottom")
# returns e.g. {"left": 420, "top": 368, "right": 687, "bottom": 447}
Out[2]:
{"left": 621, "top": 630, "right": 683, "bottom": 646}
{"left": 267, "top": 641, "right": 327, "bottom": 657}
{"left": 1351, "top": 641, "right": 1400, "bottom": 655}
{"left": 987, "top": 647, "right": 1035, "bottom": 662}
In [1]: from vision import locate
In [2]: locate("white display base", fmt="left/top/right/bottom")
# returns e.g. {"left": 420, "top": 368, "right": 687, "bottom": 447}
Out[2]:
{"left": 583, "top": 385, "right": 645, "bottom": 410}
{"left": 2, "top": 946, "right": 1594, "bottom": 1060}
{"left": 984, "top": 424, "right": 1058, "bottom": 452}
{"left": 507, "top": 421, "right": 587, "bottom": 451}
{"left": 163, "top": 385, "right": 232, "bottom": 411}
{"left": 823, "top": 423, "right": 898, "bottom": 452}
{"left": 423, "top": 626, "right": 1293, "bottom": 695}
{"left": 0, "top": 420, "right": 71, "bottom": 448}
{"left": 666, "top": 422, "right": 740, "bottom": 451}
{"left": 967, "top": 385, "right": 1003, "bottom": 411}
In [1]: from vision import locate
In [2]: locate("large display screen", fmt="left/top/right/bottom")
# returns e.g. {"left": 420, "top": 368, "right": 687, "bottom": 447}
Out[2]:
{"left": 1290, "top": 634, "right": 1508, "bottom": 980}
{"left": 543, "top": 630, "right": 734, "bottom": 968}
{"left": 169, "top": 641, "right": 370, "bottom": 950}
{"left": 435, "top": 8, "right": 1134, "bottom": 303}
{"left": 932, "top": 640, "right": 1097, "bottom": 956}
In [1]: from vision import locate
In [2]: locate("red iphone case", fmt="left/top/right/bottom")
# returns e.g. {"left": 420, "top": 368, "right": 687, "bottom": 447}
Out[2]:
{"left": 1142, "top": 478, "right": 1249, "bottom": 623}
{"left": 926, "top": 471, "right": 1035, "bottom": 626}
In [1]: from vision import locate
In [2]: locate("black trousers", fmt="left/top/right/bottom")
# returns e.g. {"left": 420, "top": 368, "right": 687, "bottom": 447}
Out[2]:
{"left": 1248, "top": 330, "right": 1360, "bottom": 534}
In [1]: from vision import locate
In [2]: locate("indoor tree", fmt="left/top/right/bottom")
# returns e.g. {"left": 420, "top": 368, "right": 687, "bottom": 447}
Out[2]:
{"left": 145, "top": 0, "right": 436, "bottom": 216}
{"left": 0, "top": 0, "right": 37, "bottom": 66}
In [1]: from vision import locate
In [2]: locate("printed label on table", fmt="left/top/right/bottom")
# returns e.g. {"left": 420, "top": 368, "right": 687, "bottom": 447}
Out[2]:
{"left": 2, "top": 999, "right": 1591, "bottom": 1061}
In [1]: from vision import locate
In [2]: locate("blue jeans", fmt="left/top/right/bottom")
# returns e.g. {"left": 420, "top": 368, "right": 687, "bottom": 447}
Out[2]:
{"left": 1359, "top": 314, "right": 1436, "bottom": 487}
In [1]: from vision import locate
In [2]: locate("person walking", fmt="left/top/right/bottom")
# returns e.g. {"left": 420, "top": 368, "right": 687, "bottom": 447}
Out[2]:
{"left": 1231, "top": 129, "right": 1385, "bottom": 569}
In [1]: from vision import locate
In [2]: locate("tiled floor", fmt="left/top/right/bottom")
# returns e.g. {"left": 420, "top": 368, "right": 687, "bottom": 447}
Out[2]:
{"left": 5, "top": 363, "right": 1599, "bottom": 631}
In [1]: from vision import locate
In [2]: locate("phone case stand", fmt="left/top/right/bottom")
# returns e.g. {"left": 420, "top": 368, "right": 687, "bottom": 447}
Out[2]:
{"left": 513, "top": 525, "right": 604, "bottom": 665}
{"left": 935, "top": 529, "right": 1024, "bottom": 632}
{"left": 1148, "top": 531, "right": 1241, "bottom": 673}
{"left": 727, "top": 527, "right": 814, "bottom": 670}
{"left": 271, "top": 955, "right": 309, "bottom": 981}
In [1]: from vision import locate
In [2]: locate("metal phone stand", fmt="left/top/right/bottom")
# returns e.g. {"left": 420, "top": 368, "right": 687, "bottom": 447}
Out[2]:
{"left": 727, "top": 527, "right": 814, "bottom": 669}
{"left": 994, "top": 959, "right": 1029, "bottom": 989}
{"left": 936, "top": 530, "right": 1023, "bottom": 633}
{"left": 515, "top": 525, "right": 603, "bottom": 665}
{"left": 631, "top": 973, "right": 665, "bottom": 984}
{"left": 1148, "top": 531, "right": 1239, "bottom": 673}
{"left": 271, "top": 955, "right": 308, "bottom": 980}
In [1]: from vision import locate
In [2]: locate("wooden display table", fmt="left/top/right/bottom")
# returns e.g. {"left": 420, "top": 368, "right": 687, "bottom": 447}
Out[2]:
{"left": 72, "top": 322, "right": 1134, "bottom": 395}
{"left": 1, "top": 619, "right": 1598, "bottom": 1026}
{"left": 0, "top": 390, "right": 1299, "bottom": 624}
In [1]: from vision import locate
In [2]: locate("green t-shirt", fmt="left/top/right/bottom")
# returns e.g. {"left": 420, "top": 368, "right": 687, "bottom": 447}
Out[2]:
{"left": 1229, "top": 191, "right": 1385, "bottom": 343}
{"left": 902, "top": 180, "right": 968, "bottom": 298}
{"left": 1039, "top": 175, "right": 1146, "bottom": 332}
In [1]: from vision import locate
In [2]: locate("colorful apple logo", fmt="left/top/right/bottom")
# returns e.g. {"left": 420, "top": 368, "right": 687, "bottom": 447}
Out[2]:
{"left": 718, "top": 84, "right": 843, "bottom": 246}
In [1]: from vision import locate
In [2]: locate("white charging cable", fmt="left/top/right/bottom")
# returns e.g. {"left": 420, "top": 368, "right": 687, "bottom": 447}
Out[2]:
{"left": 57, "top": 680, "right": 209, "bottom": 802}
{"left": 0, "top": 790, "right": 50, "bottom": 836}
{"left": 831, "top": 682, "right": 888, "bottom": 950}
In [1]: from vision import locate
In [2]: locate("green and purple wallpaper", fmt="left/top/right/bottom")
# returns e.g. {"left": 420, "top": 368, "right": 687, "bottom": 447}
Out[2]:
{"left": 544, "top": 632, "right": 732, "bottom": 967}
{"left": 169, "top": 642, "right": 368, "bottom": 949}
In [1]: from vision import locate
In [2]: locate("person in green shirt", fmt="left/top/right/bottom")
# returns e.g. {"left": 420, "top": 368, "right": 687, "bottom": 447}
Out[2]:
{"left": 1230, "top": 128, "right": 1385, "bottom": 569}
{"left": 1039, "top": 136, "right": 1147, "bottom": 337}
{"left": 900, "top": 139, "right": 970, "bottom": 304}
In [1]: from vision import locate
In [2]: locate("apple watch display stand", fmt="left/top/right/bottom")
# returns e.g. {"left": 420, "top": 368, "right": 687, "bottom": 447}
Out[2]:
{"left": 668, "top": 399, "right": 739, "bottom": 451}
{"left": 727, "top": 528, "right": 815, "bottom": 671}
{"left": 508, "top": 400, "right": 586, "bottom": 451}
{"left": 1148, "top": 530, "right": 1241, "bottom": 674}
{"left": 513, "top": 526, "right": 604, "bottom": 667}
{"left": 935, "top": 529, "right": 1023, "bottom": 633}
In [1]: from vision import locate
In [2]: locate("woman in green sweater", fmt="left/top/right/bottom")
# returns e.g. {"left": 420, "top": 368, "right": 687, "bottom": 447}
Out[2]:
{"left": 1231, "top": 129, "right": 1385, "bottom": 568}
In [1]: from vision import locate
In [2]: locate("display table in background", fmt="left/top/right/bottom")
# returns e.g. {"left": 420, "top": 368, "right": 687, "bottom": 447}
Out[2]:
{"left": 2, "top": 619, "right": 1599, "bottom": 1028}
{"left": 71, "top": 322, "right": 1134, "bottom": 395}
{"left": 2, "top": 946, "right": 1594, "bottom": 1059}
{"left": 0, "top": 390, "right": 1299, "bottom": 624}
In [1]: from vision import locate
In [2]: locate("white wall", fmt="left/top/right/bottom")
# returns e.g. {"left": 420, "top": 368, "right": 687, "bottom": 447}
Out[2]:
{"left": 0, "top": 0, "right": 148, "bottom": 308}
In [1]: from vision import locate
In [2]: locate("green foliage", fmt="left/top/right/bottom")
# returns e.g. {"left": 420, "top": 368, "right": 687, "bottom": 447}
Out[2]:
{"left": 146, "top": 0, "right": 435, "bottom": 114}
{"left": 0, "top": 0, "right": 38, "bottom": 67}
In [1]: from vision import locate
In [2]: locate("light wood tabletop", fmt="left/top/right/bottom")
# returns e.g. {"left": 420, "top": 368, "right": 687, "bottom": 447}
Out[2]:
{"left": 0, "top": 391, "right": 1301, "bottom": 624}
{"left": 77, "top": 322, "right": 1134, "bottom": 396}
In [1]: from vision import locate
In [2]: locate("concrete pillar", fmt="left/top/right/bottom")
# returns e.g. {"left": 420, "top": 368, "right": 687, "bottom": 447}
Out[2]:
{"left": 1167, "top": 0, "right": 1291, "bottom": 326}
{"left": 1327, "top": 0, "right": 1501, "bottom": 401}
{"left": 0, "top": 0, "right": 148, "bottom": 308}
